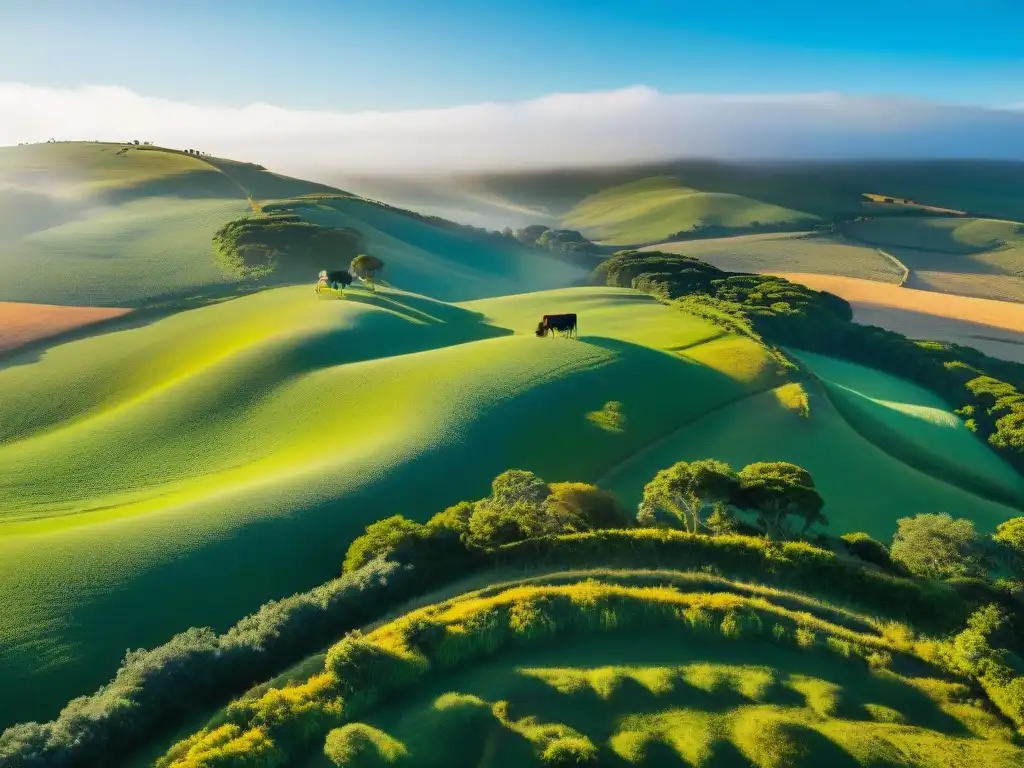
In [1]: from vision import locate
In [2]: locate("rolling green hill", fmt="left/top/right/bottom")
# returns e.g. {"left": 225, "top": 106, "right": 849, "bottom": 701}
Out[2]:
{"left": 0, "top": 143, "right": 582, "bottom": 307}
{"left": 2, "top": 278, "right": 1021, "bottom": 730}
{"left": 154, "top": 569, "right": 1024, "bottom": 768}
{"left": 338, "top": 159, "right": 1024, "bottom": 232}
{"left": 562, "top": 176, "right": 818, "bottom": 245}
{"left": 0, "top": 284, "right": 783, "bottom": 727}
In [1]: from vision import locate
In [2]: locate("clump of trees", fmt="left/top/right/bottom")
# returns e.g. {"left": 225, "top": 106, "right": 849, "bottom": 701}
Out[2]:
{"left": 211, "top": 216, "right": 365, "bottom": 280}
{"left": 342, "top": 470, "right": 633, "bottom": 573}
{"left": 637, "top": 459, "right": 825, "bottom": 539}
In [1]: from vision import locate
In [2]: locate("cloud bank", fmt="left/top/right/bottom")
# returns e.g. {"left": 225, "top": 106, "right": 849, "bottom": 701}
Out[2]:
{"left": 2, "top": 82, "right": 1024, "bottom": 177}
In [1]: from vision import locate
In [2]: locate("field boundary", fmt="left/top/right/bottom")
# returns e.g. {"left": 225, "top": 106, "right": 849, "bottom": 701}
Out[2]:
{"left": 875, "top": 248, "right": 910, "bottom": 286}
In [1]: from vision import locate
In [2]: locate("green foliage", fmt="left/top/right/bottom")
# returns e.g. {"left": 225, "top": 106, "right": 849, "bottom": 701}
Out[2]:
{"left": 497, "top": 529, "right": 965, "bottom": 632}
{"left": 426, "top": 501, "right": 476, "bottom": 536}
{"left": 840, "top": 532, "right": 893, "bottom": 570}
{"left": 890, "top": 513, "right": 984, "bottom": 580}
{"left": 547, "top": 482, "right": 633, "bottom": 531}
{"left": 324, "top": 723, "right": 408, "bottom": 767}
{"left": 705, "top": 503, "right": 739, "bottom": 535}
{"left": 637, "top": 459, "right": 740, "bottom": 533}
{"left": 212, "top": 216, "right": 364, "bottom": 280}
{"left": 350, "top": 253, "right": 386, "bottom": 291}
{"left": 994, "top": 517, "right": 1024, "bottom": 562}
{"left": 737, "top": 462, "right": 826, "bottom": 539}
{"left": 343, "top": 516, "right": 428, "bottom": 573}
{"left": 0, "top": 559, "right": 417, "bottom": 768}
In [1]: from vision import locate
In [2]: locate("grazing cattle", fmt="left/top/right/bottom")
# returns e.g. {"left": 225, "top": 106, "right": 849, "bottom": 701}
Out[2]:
{"left": 535, "top": 313, "right": 578, "bottom": 339}
{"left": 316, "top": 269, "right": 354, "bottom": 294}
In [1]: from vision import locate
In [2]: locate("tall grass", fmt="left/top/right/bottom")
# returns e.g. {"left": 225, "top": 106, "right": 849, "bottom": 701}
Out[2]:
{"left": 157, "top": 579, "right": 978, "bottom": 767}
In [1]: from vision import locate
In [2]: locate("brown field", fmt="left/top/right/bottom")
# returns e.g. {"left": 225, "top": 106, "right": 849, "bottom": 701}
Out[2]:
{"left": 862, "top": 193, "right": 967, "bottom": 215}
{"left": 0, "top": 302, "right": 132, "bottom": 353}
{"left": 774, "top": 272, "right": 1024, "bottom": 363}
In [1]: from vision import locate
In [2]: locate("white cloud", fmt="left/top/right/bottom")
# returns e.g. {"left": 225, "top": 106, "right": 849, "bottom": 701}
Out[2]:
{"left": 2, "top": 82, "right": 1023, "bottom": 178}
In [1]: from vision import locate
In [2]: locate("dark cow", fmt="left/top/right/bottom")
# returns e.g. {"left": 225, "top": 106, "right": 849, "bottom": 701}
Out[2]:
{"left": 316, "top": 269, "right": 354, "bottom": 294}
{"left": 535, "top": 313, "right": 578, "bottom": 339}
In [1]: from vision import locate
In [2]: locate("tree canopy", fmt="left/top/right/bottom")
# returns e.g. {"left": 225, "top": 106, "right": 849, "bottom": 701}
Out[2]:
{"left": 890, "top": 513, "right": 983, "bottom": 580}
{"left": 736, "top": 461, "right": 826, "bottom": 539}
{"left": 637, "top": 459, "right": 740, "bottom": 533}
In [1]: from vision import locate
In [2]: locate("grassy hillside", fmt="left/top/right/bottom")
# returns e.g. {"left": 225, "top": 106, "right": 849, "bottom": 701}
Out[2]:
{"left": 640, "top": 233, "right": 905, "bottom": 284}
{"left": 337, "top": 159, "right": 1024, "bottom": 230}
{"left": 155, "top": 570, "right": 1024, "bottom": 767}
{"left": 602, "top": 375, "right": 1023, "bottom": 540}
{"left": 0, "top": 284, "right": 781, "bottom": 728}
{"left": 562, "top": 176, "right": 817, "bottom": 245}
{"left": 0, "top": 143, "right": 581, "bottom": 308}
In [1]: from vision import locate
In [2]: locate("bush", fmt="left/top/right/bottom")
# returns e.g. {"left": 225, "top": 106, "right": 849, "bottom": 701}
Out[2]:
{"left": 495, "top": 529, "right": 966, "bottom": 632}
{"left": 840, "top": 532, "right": 893, "bottom": 569}
{"left": 343, "top": 516, "right": 428, "bottom": 573}
{"left": 890, "top": 513, "right": 984, "bottom": 580}
{"left": 0, "top": 559, "right": 419, "bottom": 768}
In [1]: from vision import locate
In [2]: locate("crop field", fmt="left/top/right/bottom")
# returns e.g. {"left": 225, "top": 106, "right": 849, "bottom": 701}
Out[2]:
{"left": 160, "top": 573, "right": 1023, "bottom": 767}
{"left": 0, "top": 284, "right": 783, "bottom": 728}
{"left": 841, "top": 216, "right": 1024, "bottom": 302}
{"left": 772, "top": 273, "right": 1024, "bottom": 363}
{"left": 562, "top": 177, "right": 817, "bottom": 245}
{"left": 640, "top": 233, "right": 905, "bottom": 283}
{"left": 844, "top": 217, "right": 1024, "bottom": 255}
{"left": 0, "top": 301, "right": 132, "bottom": 353}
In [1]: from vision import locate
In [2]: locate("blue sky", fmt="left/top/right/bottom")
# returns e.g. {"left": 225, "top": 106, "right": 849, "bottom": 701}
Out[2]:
{"left": 2, "top": 0, "right": 1022, "bottom": 110}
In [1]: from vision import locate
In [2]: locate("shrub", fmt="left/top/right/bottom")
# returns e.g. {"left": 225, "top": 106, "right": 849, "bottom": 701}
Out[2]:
{"left": 323, "top": 723, "right": 407, "bottom": 767}
{"left": 0, "top": 559, "right": 418, "bottom": 768}
{"left": 890, "top": 514, "right": 984, "bottom": 580}
{"left": 840, "top": 532, "right": 893, "bottom": 569}
{"left": 343, "top": 516, "right": 428, "bottom": 573}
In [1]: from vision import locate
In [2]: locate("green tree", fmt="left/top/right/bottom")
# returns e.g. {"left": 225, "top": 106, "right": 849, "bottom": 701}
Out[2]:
{"left": 889, "top": 513, "right": 983, "bottom": 580}
{"left": 705, "top": 502, "right": 739, "bottom": 535}
{"left": 350, "top": 254, "right": 385, "bottom": 292}
{"left": 427, "top": 501, "right": 475, "bottom": 537}
{"left": 343, "top": 515, "right": 425, "bottom": 573}
{"left": 991, "top": 517, "right": 1024, "bottom": 575}
{"left": 840, "top": 532, "right": 892, "bottom": 570}
{"left": 546, "top": 482, "right": 632, "bottom": 531}
{"left": 637, "top": 460, "right": 740, "bottom": 533}
{"left": 465, "top": 470, "right": 553, "bottom": 548}
{"left": 736, "top": 461, "right": 825, "bottom": 539}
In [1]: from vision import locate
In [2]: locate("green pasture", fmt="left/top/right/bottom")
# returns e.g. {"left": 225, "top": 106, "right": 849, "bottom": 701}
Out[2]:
{"left": 641, "top": 233, "right": 905, "bottom": 283}
{"left": 602, "top": 377, "right": 1021, "bottom": 541}
{"left": 0, "top": 285, "right": 777, "bottom": 728}
{"left": 790, "top": 350, "right": 1024, "bottom": 507}
{"left": 296, "top": 632, "right": 1019, "bottom": 768}
{"left": 296, "top": 197, "right": 588, "bottom": 301}
{"left": 562, "top": 177, "right": 817, "bottom": 246}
